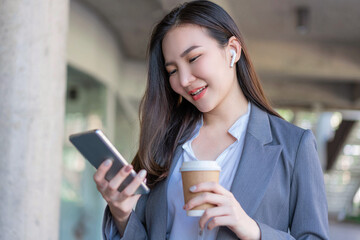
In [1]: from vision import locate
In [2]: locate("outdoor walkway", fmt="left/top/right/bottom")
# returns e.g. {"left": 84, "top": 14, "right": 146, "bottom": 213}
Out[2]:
{"left": 329, "top": 219, "right": 360, "bottom": 240}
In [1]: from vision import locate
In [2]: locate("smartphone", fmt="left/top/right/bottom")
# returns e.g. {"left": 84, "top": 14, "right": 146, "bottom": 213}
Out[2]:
{"left": 69, "top": 129, "right": 150, "bottom": 195}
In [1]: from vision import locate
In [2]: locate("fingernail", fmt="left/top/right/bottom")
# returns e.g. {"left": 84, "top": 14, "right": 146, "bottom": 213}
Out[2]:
{"left": 104, "top": 159, "right": 112, "bottom": 166}
{"left": 189, "top": 185, "right": 196, "bottom": 192}
{"left": 139, "top": 169, "right": 147, "bottom": 178}
{"left": 125, "top": 165, "right": 132, "bottom": 172}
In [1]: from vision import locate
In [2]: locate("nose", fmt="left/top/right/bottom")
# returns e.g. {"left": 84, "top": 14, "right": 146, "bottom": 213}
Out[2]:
{"left": 178, "top": 67, "right": 196, "bottom": 88}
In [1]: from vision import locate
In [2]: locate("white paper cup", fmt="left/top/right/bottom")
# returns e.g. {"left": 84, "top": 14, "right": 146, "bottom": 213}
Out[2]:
{"left": 180, "top": 161, "right": 221, "bottom": 216}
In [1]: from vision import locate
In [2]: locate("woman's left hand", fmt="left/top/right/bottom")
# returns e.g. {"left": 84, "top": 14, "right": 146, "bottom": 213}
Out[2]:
{"left": 183, "top": 182, "right": 261, "bottom": 240}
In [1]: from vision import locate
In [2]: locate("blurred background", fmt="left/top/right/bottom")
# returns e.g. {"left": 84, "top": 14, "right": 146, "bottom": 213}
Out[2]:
{"left": 1, "top": 0, "right": 359, "bottom": 239}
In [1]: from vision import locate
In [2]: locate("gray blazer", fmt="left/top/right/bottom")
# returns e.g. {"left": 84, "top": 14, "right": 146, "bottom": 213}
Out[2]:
{"left": 103, "top": 102, "right": 329, "bottom": 239}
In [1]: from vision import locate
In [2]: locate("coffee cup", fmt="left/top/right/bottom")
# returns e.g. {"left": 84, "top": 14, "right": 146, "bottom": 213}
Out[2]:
{"left": 180, "top": 161, "right": 221, "bottom": 216}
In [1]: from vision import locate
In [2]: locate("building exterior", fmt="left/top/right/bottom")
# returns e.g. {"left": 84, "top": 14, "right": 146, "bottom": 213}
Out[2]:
{"left": 0, "top": 0, "right": 359, "bottom": 239}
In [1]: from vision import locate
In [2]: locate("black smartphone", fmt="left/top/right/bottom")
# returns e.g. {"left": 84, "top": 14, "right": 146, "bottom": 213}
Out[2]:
{"left": 69, "top": 129, "right": 150, "bottom": 195}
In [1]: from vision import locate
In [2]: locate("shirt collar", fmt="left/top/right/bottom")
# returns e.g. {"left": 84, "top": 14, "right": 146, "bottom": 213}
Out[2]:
{"left": 182, "top": 101, "right": 251, "bottom": 152}
{"left": 182, "top": 117, "right": 202, "bottom": 152}
{"left": 228, "top": 101, "right": 251, "bottom": 140}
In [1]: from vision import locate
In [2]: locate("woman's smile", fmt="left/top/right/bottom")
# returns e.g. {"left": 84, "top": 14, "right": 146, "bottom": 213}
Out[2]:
{"left": 188, "top": 85, "right": 208, "bottom": 101}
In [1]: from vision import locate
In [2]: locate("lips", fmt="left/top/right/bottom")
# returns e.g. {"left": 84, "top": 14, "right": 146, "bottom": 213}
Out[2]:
{"left": 188, "top": 85, "right": 208, "bottom": 101}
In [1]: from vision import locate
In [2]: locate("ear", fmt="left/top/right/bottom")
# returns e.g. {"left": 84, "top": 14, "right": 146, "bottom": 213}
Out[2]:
{"left": 226, "top": 36, "right": 242, "bottom": 65}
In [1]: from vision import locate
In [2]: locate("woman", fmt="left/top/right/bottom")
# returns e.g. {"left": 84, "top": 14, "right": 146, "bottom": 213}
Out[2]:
{"left": 94, "top": 1, "right": 329, "bottom": 239}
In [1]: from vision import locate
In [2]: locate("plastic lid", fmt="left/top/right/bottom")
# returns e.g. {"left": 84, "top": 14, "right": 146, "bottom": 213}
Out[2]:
{"left": 180, "top": 161, "right": 221, "bottom": 172}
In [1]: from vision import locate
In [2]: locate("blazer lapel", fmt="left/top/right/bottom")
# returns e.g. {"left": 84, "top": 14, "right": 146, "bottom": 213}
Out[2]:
{"left": 217, "top": 103, "right": 282, "bottom": 239}
{"left": 145, "top": 146, "right": 183, "bottom": 239}
{"left": 230, "top": 136, "right": 282, "bottom": 216}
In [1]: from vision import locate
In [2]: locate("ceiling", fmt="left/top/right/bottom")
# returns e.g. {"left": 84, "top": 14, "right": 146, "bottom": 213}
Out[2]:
{"left": 77, "top": 0, "right": 360, "bottom": 110}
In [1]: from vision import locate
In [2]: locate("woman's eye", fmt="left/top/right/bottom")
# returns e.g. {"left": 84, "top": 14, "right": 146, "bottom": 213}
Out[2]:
{"left": 169, "top": 69, "right": 177, "bottom": 76}
{"left": 189, "top": 55, "right": 201, "bottom": 63}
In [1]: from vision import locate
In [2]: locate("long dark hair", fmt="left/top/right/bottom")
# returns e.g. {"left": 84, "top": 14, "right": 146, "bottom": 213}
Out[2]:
{"left": 132, "top": 0, "right": 282, "bottom": 188}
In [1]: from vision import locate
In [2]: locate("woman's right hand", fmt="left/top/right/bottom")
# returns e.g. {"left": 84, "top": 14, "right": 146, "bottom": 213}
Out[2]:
{"left": 93, "top": 159, "right": 147, "bottom": 234}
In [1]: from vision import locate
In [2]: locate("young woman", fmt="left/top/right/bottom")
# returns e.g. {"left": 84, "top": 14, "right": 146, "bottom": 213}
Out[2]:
{"left": 94, "top": 1, "right": 329, "bottom": 239}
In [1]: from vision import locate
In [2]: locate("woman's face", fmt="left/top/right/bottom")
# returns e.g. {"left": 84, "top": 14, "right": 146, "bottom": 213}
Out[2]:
{"left": 162, "top": 24, "right": 241, "bottom": 114}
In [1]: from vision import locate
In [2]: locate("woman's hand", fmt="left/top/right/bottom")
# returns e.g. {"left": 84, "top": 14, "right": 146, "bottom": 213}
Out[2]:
{"left": 93, "top": 159, "right": 147, "bottom": 235}
{"left": 183, "top": 182, "right": 261, "bottom": 240}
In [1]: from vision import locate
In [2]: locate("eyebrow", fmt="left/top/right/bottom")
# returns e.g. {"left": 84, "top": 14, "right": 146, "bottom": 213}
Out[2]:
{"left": 165, "top": 45, "right": 201, "bottom": 67}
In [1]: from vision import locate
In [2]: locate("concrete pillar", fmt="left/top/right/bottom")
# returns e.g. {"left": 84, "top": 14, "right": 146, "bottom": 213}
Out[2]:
{"left": 0, "top": 1, "right": 69, "bottom": 239}
{"left": 316, "top": 112, "right": 334, "bottom": 170}
{"left": 106, "top": 88, "right": 117, "bottom": 142}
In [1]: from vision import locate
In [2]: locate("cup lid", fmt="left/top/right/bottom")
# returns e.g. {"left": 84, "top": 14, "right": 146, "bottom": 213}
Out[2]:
{"left": 180, "top": 161, "right": 221, "bottom": 172}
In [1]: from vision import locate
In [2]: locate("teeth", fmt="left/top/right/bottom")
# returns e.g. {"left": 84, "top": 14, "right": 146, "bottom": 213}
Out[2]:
{"left": 191, "top": 86, "right": 206, "bottom": 96}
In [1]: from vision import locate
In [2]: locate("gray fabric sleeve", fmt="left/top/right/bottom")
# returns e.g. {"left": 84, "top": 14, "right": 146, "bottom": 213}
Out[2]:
{"left": 102, "top": 194, "right": 149, "bottom": 240}
{"left": 102, "top": 207, "right": 148, "bottom": 240}
{"left": 102, "top": 205, "right": 121, "bottom": 240}
{"left": 257, "top": 222, "right": 295, "bottom": 240}
{"left": 257, "top": 130, "right": 329, "bottom": 240}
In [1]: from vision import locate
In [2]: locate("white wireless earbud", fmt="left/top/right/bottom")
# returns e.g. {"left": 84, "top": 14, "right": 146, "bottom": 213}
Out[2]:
{"left": 230, "top": 49, "right": 236, "bottom": 68}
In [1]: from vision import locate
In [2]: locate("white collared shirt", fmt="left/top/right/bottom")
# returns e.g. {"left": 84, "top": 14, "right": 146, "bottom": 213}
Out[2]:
{"left": 166, "top": 102, "right": 251, "bottom": 240}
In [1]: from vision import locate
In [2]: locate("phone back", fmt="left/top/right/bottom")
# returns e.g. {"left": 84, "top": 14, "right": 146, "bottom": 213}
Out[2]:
{"left": 69, "top": 129, "right": 149, "bottom": 195}
{"left": 69, "top": 130, "right": 128, "bottom": 181}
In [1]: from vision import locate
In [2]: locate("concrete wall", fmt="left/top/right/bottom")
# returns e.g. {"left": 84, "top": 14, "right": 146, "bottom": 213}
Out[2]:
{"left": 67, "top": 0, "right": 147, "bottom": 104}
{"left": 67, "top": 0, "right": 147, "bottom": 158}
